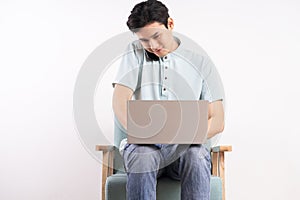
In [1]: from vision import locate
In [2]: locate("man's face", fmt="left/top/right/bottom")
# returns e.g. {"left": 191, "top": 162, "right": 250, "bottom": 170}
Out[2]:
{"left": 135, "top": 21, "right": 175, "bottom": 57}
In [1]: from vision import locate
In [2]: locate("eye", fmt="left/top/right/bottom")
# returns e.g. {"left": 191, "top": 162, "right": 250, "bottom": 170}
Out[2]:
{"left": 153, "top": 34, "right": 160, "bottom": 39}
{"left": 140, "top": 39, "right": 149, "bottom": 43}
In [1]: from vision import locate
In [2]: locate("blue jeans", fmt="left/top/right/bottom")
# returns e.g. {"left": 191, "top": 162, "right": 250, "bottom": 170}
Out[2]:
{"left": 123, "top": 144, "right": 211, "bottom": 200}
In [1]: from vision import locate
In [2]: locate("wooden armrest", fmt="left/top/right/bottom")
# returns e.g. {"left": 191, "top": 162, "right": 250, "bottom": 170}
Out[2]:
{"left": 95, "top": 145, "right": 115, "bottom": 152}
{"left": 211, "top": 145, "right": 232, "bottom": 153}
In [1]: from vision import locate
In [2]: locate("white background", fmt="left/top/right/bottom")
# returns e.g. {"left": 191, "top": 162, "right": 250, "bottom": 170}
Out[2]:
{"left": 1, "top": 0, "right": 300, "bottom": 199}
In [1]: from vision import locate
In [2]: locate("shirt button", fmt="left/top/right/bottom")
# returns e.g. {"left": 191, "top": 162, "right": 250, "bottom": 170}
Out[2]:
{"left": 165, "top": 66, "right": 168, "bottom": 69}
{"left": 164, "top": 56, "right": 167, "bottom": 59}
{"left": 165, "top": 77, "right": 167, "bottom": 80}
{"left": 163, "top": 88, "right": 166, "bottom": 91}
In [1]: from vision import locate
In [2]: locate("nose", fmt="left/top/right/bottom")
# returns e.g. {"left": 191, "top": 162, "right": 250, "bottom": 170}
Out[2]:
{"left": 149, "top": 39, "right": 160, "bottom": 51}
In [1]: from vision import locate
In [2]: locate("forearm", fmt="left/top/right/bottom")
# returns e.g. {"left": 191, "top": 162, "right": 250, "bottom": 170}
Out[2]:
{"left": 206, "top": 100, "right": 225, "bottom": 139}
{"left": 113, "top": 98, "right": 128, "bottom": 130}
{"left": 112, "top": 84, "right": 133, "bottom": 130}
{"left": 207, "top": 116, "right": 224, "bottom": 139}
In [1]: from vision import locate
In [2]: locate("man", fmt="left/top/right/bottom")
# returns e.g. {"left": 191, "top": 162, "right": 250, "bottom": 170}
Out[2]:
{"left": 112, "top": 0, "right": 225, "bottom": 199}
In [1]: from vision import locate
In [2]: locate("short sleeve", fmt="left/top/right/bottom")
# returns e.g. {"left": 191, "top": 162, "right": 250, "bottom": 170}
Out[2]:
{"left": 112, "top": 42, "right": 141, "bottom": 91}
{"left": 200, "top": 56, "right": 225, "bottom": 102}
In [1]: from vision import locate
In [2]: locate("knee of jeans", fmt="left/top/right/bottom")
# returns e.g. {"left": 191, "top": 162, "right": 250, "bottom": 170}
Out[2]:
{"left": 183, "top": 145, "right": 210, "bottom": 162}
{"left": 124, "top": 145, "right": 161, "bottom": 173}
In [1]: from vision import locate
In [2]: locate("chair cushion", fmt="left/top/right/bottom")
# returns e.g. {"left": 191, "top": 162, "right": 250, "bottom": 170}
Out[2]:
{"left": 105, "top": 174, "right": 222, "bottom": 200}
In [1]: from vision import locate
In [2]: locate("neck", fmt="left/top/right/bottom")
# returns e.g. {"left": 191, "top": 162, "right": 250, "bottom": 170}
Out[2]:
{"left": 169, "top": 37, "right": 179, "bottom": 53}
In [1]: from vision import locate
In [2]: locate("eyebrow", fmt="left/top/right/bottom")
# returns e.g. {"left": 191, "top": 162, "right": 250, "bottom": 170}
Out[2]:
{"left": 139, "top": 32, "right": 160, "bottom": 41}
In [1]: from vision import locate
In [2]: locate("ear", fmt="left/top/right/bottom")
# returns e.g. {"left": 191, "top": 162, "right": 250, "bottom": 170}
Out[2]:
{"left": 167, "top": 17, "right": 174, "bottom": 30}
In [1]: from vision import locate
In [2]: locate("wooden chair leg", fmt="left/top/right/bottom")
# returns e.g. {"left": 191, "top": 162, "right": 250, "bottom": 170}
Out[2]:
{"left": 219, "top": 152, "right": 225, "bottom": 200}
{"left": 212, "top": 152, "right": 219, "bottom": 176}
{"left": 96, "top": 145, "right": 115, "bottom": 200}
{"left": 102, "top": 151, "right": 109, "bottom": 200}
{"left": 211, "top": 146, "right": 231, "bottom": 200}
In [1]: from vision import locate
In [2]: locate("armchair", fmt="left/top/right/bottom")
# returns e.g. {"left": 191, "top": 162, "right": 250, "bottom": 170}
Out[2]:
{"left": 96, "top": 122, "right": 232, "bottom": 200}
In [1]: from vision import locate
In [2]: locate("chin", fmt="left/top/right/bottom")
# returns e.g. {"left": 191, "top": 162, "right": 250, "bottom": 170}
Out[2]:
{"left": 155, "top": 50, "right": 168, "bottom": 57}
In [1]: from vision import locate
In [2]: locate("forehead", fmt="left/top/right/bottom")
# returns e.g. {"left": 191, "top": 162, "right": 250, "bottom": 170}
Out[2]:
{"left": 135, "top": 22, "right": 166, "bottom": 38}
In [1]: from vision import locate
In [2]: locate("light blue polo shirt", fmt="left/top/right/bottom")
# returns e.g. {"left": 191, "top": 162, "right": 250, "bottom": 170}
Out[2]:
{"left": 113, "top": 36, "right": 224, "bottom": 151}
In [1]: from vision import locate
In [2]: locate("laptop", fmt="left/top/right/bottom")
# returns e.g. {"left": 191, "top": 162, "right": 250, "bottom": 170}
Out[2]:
{"left": 127, "top": 100, "right": 209, "bottom": 144}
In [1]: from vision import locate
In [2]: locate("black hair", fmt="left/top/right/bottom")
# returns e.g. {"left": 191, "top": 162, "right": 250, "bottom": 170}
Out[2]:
{"left": 127, "top": 0, "right": 170, "bottom": 32}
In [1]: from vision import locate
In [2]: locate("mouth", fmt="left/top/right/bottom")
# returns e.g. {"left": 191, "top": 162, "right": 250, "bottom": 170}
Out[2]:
{"left": 147, "top": 48, "right": 166, "bottom": 56}
{"left": 153, "top": 48, "right": 163, "bottom": 53}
